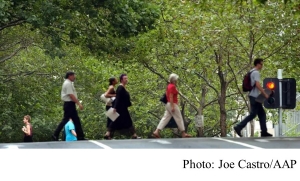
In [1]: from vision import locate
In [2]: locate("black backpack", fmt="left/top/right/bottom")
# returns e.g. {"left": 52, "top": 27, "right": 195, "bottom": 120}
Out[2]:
{"left": 242, "top": 70, "right": 255, "bottom": 92}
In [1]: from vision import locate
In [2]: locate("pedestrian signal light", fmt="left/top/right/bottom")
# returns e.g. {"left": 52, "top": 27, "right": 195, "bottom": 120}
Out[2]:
{"left": 263, "top": 78, "right": 279, "bottom": 109}
{"left": 266, "top": 82, "right": 275, "bottom": 90}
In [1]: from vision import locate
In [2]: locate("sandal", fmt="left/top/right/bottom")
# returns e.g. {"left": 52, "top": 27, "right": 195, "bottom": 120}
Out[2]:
{"left": 182, "top": 134, "right": 192, "bottom": 138}
{"left": 104, "top": 135, "right": 111, "bottom": 140}
{"left": 152, "top": 132, "right": 161, "bottom": 138}
{"left": 132, "top": 135, "right": 142, "bottom": 139}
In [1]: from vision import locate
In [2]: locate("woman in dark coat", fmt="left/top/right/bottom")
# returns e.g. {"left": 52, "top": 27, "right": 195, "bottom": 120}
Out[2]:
{"left": 106, "top": 74, "right": 140, "bottom": 139}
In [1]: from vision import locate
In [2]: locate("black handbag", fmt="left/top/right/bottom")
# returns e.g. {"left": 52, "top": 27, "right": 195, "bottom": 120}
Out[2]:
{"left": 159, "top": 93, "right": 168, "bottom": 104}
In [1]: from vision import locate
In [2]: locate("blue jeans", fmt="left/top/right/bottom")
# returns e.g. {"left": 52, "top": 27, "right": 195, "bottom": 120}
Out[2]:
{"left": 236, "top": 96, "right": 267, "bottom": 133}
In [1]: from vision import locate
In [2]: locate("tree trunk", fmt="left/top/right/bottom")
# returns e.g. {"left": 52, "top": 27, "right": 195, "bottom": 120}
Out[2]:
{"left": 246, "top": 99, "right": 255, "bottom": 137}
{"left": 219, "top": 85, "right": 227, "bottom": 137}
{"left": 250, "top": 120, "right": 255, "bottom": 137}
{"left": 196, "top": 83, "right": 207, "bottom": 137}
{"left": 214, "top": 50, "right": 228, "bottom": 137}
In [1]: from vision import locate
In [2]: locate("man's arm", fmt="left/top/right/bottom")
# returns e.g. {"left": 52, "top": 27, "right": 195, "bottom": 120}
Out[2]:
{"left": 69, "top": 94, "right": 80, "bottom": 104}
{"left": 253, "top": 71, "right": 269, "bottom": 98}
{"left": 66, "top": 83, "right": 83, "bottom": 109}
{"left": 255, "top": 81, "right": 268, "bottom": 97}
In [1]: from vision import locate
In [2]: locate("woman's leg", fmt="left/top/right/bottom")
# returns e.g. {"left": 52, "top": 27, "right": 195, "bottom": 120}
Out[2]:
{"left": 104, "top": 105, "right": 112, "bottom": 139}
{"left": 166, "top": 103, "right": 191, "bottom": 138}
{"left": 153, "top": 104, "right": 173, "bottom": 138}
{"left": 129, "top": 125, "right": 141, "bottom": 139}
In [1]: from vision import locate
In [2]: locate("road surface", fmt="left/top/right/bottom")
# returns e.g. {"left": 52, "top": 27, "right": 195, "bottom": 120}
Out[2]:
{"left": 0, "top": 137, "right": 299, "bottom": 149}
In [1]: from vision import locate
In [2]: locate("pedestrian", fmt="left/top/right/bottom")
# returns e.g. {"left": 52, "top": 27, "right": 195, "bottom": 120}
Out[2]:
{"left": 152, "top": 73, "right": 192, "bottom": 138}
{"left": 103, "top": 77, "right": 117, "bottom": 140}
{"left": 105, "top": 74, "right": 140, "bottom": 139}
{"left": 234, "top": 58, "right": 273, "bottom": 137}
{"left": 65, "top": 118, "right": 77, "bottom": 142}
{"left": 22, "top": 115, "right": 33, "bottom": 142}
{"left": 52, "top": 71, "right": 85, "bottom": 141}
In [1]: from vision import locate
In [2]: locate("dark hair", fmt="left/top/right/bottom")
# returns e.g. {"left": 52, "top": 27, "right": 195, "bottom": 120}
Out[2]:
{"left": 254, "top": 58, "right": 263, "bottom": 66}
{"left": 120, "top": 74, "right": 127, "bottom": 82}
{"left": 109, "top": 77, "right": 116, "bottom": 85}
{"left": 65, "top": 71, "right": 75, "bottom": 79}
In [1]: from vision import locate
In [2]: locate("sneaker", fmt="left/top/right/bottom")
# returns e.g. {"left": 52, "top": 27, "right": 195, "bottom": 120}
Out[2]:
{"left": 234, "top": 126, "right": 242, "bottom": 137}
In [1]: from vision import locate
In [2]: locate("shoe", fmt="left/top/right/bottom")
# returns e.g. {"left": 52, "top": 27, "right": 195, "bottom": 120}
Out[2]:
{"left": 52, "top": 135, "right": 58, "bottom": 141}
{"left": 182, "top": 133, "right": 192, "bottom": 138}
{"left": 234, "top": 126, "right": 242, "bottom": 137}
{"left": 261, "top": 132, "right": 272, "bottom": 137}
{"left": 104, "top": 135, "right": 111, "bottom": 140}
{"left": 152, "top": 132, "right": 160, "bottom": 138}
{"left": 132, "top": 135, "right": 142, "bottom": 139}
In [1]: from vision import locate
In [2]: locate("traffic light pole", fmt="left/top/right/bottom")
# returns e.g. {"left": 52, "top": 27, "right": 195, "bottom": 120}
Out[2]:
{"left": 278, "top": 69, "right": 283, "bottom": 137}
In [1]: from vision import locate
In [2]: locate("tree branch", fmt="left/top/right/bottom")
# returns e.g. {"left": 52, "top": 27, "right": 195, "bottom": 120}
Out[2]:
{"left": 0, "top": 19, "right": 26, "bottom": 31}
{"left": 0, "top": 46, "right": 27, "bottom": 63}
{"left": 203, "top": 92, "right": 239, "bottom": 108}
{"left": 194, "top": 71, "right": 219, "bottom": 96}
{"left": 264, "top": 33, "right": 300, "bottom": 60}
{"left": 227, "top": 60, "right": 250, "bottom": 109}
{"left": 148, "top": 111, "right": 161, "bottom": 120}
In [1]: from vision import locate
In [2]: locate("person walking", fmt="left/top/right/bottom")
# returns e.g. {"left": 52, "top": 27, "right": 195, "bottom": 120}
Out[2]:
{"left": 234, "top": 58, "right": 273, "bottom": 137}
{"left": 105, "top": 74, "right": 140, "bottom": 139}
{"left": 152, "top": 73, "right": 191, "bottom": 138}
{"left": 52, "top": 71, "right": 85, "bottom": 141}
{"left": 104, "top": 77, "right": 117, "bottom": 140}
{"left": 22, "top": 115, "right": 33, "bottom": 142}
{"left": 65, "top": 118, "right": 77, "bottom": 142}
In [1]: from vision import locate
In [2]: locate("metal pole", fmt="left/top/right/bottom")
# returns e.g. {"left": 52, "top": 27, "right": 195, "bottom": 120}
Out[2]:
{"left": 278, "top": 69, "right": 283, "bottom": 137}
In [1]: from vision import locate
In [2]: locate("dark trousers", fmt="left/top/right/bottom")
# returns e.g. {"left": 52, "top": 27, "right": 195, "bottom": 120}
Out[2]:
{"left": 54, "top": 101, "right": 85, "bottom": 140}
{"left": 24, "top": 136, "right": 33, "bottom": 142}
{"left": 236, "top": 96, "right": 267, "bottom": 133}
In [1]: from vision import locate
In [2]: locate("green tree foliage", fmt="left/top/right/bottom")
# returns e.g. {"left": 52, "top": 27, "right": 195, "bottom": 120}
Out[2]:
{"left": 1, "top": 0, "right": 300, "bottom": 142}
{"left": 0, "top": 0, "right": 160, "bottom": 58}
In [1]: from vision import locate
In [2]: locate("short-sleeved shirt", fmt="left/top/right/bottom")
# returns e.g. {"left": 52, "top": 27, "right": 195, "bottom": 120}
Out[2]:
{"left": 166, "top": 83, "right": 179, "bottom": 104}
{"left": 249, "top": 68, "right": 260, "bottom": 98}
{"left": 61, "top": 79, "right": 77, "bottom": 102}
{"left": 65, "top": 121, "right": 77, "bottom": 141}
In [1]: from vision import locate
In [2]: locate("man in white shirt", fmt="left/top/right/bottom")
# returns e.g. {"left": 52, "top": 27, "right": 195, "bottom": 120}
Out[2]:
{"left": 52, "top": 71, "right": 86, "bottom": 141}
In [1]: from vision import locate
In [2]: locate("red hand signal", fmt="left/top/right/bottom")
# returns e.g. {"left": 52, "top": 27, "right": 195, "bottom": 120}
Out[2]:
{"left": 266, "top": 82, "right": 275, "bottom": 90}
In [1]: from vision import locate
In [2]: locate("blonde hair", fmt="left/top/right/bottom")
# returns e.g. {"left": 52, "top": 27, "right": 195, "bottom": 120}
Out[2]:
{"left": 24, "top": 115, "right": 31, "bottom": 122}
{"left": 168, "top": 73, "right": 179, "bottom": 83}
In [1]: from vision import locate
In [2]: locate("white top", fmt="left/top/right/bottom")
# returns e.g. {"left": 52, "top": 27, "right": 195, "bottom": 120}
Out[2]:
{"left": 61, "top": 79, "right": 78, "bottom": 102}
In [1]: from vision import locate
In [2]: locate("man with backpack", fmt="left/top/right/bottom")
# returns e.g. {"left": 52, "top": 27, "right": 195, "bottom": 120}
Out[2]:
{"left": 234, "top": 58, "right": 273, "bottom": 137}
